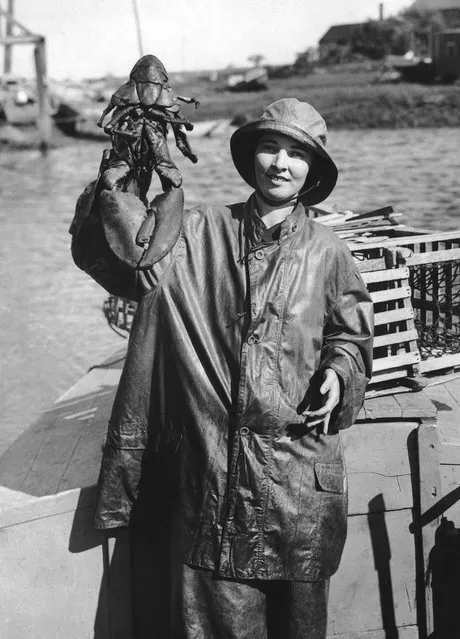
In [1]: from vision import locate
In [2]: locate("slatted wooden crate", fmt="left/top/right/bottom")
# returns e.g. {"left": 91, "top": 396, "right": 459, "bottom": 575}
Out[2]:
{"left": 361, "top": 267, "right": 421, "bottom": 386}
{"left": 102, "top": 228, "right": 460, "bottom": 387}
{"left": 350, "top": 232, "right": 460, "bottom": 376}
{"left": 102, "top": 295, "right": 137, "bottom": 338}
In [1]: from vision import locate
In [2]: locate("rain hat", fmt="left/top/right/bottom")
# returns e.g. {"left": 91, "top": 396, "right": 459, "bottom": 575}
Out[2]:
{"left": 230, "top": 98, "right": 338, "bottom": 206}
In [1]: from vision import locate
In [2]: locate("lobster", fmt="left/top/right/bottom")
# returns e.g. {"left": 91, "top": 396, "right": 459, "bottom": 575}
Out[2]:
{"left": 96, "top": 54, "right": 200, "bottom": 269}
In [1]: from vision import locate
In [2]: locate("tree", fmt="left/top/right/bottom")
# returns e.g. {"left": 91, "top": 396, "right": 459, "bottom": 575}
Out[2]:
{"left": 350, "top": 19, "right": 411, "bottom": 60}
{"left": 248, "top": 54, "right": 265, "bottom": 67}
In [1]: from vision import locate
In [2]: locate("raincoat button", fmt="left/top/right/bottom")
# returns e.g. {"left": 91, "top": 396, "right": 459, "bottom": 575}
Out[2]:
{"left": 247, "top": 335, "right": 257, "bottom": 345}
{"left": 240, "top": 427, "right": 249, "bottom": 436}
{"left": 255, "top": 249, "right": 264, "bottom": 260}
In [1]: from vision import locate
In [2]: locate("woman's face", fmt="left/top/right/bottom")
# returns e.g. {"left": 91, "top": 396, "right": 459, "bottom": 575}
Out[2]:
{"left": 254, "top": 132, "right": 314, "bottom": 203}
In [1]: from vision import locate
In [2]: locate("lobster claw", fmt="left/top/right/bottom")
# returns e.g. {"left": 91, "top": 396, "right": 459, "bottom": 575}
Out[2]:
{"left": 136, "top": 187, "right": 184, "bottom": 270}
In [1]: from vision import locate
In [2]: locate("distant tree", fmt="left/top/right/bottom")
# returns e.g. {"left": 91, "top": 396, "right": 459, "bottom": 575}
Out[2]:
{"left": 248, "top": 54, "right": 265, "bottom": 67}
{"left": 294, "top": 47, "right": 318, "bottom": 72}
{"left": 399, "top": 6, "right": 445, "bottom": 32}
{"left": 350, "top": 19, "right": 411, "bottom": 60}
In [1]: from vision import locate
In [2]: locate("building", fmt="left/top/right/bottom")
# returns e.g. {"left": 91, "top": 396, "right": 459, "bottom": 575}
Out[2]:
{"left": 318, "top": 23, "right": 363, "bottom": 60}
{"left": 433, "top": 29, "right": 460, "bottom": 79}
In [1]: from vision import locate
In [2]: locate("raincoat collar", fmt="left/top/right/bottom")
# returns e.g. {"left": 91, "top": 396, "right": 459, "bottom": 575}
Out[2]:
{"left": 244, "top": 194, "right": 304, "bottom": 247}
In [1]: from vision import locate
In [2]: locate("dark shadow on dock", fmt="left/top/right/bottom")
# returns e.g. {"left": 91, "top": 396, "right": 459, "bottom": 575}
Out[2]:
{"left": 428, "top": 517, "right": 460, "bottom": 639}
{"left": 68, "top": 458, "right": 176, "bottom": 638}
{"left": 368, "top": 494, "right": 398, "bottom": 639}
{"left": 415, "top": 483, "right": 460, "bottom": 639}
{"left": 69, "top": 489, "right": 133, "bottom": 639}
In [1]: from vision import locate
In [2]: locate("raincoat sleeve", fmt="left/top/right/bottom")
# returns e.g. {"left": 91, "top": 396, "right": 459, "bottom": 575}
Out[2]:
{"left": 319, "top": 265, "right": 374, "bottom": 432}
{"left": 70, "top": 182, "right": 147, "bottom": 301}
{"left": 70, "top": 176, "right": 183, "bottom": 301}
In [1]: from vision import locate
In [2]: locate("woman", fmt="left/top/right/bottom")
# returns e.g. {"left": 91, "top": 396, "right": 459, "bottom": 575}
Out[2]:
{"left": 71, "top": 98, "right": 374, "bottom": 638}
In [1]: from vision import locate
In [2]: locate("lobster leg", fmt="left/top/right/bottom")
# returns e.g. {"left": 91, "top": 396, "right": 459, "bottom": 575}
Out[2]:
{"left": 143, "top": 121, "right": 182, "bottom": 189}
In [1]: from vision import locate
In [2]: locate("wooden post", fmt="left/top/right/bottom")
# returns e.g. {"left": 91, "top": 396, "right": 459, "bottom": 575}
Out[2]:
{"left": 3, "top": 0, "right": 14, "bottom": 74}
{"left": 417, "top": 421, "right": 441, "bottom": 639}
{"left": 34, "top": 37, "right": 52, "bottom": 150}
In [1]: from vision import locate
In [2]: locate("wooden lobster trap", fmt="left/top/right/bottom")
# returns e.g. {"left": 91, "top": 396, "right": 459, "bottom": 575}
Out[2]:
{"left": 102, "top": 296, "right": 137, "bottom": 338}
{"left": 360, "top": 266, "right": 421, "bottom": 386}
{"left": 350, "top": 231, "right": 460, "bottom": 378}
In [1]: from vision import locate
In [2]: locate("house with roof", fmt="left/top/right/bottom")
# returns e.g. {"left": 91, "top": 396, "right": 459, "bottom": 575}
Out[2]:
{"left": 318, "top": 23, "right": 363, "bottom": 61}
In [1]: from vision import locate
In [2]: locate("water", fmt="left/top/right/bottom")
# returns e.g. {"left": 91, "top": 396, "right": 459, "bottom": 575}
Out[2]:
{"left": 0, "top": 128, "right": 459, "bottom": 453}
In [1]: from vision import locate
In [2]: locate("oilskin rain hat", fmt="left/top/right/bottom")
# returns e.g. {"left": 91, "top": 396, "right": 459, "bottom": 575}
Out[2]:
{"left": 230, "top": 98, "right": 338, "bottom": 206}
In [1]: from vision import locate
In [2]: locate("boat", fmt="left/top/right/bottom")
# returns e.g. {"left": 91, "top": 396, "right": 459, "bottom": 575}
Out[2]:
{"left": 1, "top": 206, "right": 460, "bottom": 637}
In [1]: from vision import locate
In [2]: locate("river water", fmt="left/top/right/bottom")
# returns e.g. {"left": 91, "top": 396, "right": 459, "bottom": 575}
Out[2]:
{"left": 0, "top": 127, "right": 459, "bottom": 453}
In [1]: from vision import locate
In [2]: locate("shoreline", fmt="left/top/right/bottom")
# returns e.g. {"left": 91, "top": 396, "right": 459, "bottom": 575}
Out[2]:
{"left": 1, "top": 115, "right": 460, "bottom": 151}
{"left": 2, "top": 69, "right": 460, "bottom": 150}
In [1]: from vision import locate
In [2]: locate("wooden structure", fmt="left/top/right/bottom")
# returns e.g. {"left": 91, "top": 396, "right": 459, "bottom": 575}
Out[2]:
{"left": 0, "top": 3, "right": 52, "bottom": 148}
{"left": 1, "top": 348, "right": 458, "bottom": 638}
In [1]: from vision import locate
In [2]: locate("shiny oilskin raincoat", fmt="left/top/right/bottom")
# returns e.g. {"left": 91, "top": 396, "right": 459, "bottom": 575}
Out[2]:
{"left": 71, "top": 185, "right": 373, "bottom": 582}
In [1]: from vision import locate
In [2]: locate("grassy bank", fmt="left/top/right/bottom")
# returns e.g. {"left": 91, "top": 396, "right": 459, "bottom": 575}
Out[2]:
{"left": 2, "top": 67, "right": 459, "bottom": 150}
{"left": 176, "top": 69, "right": 460, "bottom": 129}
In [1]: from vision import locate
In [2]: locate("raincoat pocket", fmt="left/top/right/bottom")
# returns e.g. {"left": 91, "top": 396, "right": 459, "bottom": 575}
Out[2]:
{"left": 311, "top": 461, "right": 348, "bottom": 576}
{"left": 314, "top": 462, "right": 346, "bottom": 494}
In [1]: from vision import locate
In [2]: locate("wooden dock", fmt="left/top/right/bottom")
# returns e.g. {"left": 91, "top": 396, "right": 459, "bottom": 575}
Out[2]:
{"left": 1, "top": 349, "right": 459, "bottom": 638}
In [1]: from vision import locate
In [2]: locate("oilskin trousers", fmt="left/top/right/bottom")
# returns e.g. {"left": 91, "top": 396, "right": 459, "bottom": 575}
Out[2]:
{"left": 129, "top": 455, "right": 330, "bottom": 639}
{"left": 177, "top": 565, "right": 329, "bottom": 639}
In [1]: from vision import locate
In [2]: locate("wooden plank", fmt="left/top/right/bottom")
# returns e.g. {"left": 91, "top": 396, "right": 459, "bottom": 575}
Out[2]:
{"left": 373, "top": 351, "right": 421, "bottom": 373}
{"left": 369, "top": 368, "right": 413, "bottom": 385}
{"left": 328, "top": 510, "right": 417, "bottom": 635}
{"left": 0, "top": 7, "right": 35, "bottom": 35}
{"left": 420, "top": 353, "right": 460, "bottom": 374}
{"left": 394, "top": 392, "right": 437, "bottom": 419}
{"left": 0, "top": 34, "right": 41, "bottom": 45}
{"left": 359, "top": 395, "right": 402, "bottom": 420}
{"left": 417, "top": 423, "right": 441, "bottom": 639}
{"left": 438, "top": 463, "right": 460, "bottom": 527}
{"left": 328, "top": 628, "right": 418, "bottom": 639}
{"left": 374, "top": 306, "right": 414, "bottom": 326}
{"left": 57, "top": 390, "right": 114, "bottom": 493}
{"left": 343, "top": 421, "right": 418, "bottom": 515}
{"left": 370, "top": 286, "right": 411, "bottom": 304}
{"left": 404, "top": 248, "right": 460, "bottom": 266}
{"left": 442, "top": 376, "right": 460, "bottom": 408}
{"left": 349, "top": 206, "right": 396, "bottom": 220}
{"left": 0, "top": 501, "right": 132, "bottom": 639}
{"left": 364, "top": 386, "right": 420, "bottom": 400}
{"left": 0, "top": 487, "right": 96, "bottom": 530}
{"left": 361, "top": 267, "right": 410, "bottom": 284}
{"left": 440, "top": 441, "right": 460, "bottom": 465}
{"left": 423, "top": 384, "right": 460, "bottom": 445}
{"left": 0, "top": 366, "right": 120, "bottom": 496}
{"left": 355, "top": 257, "right": 386, "bottom": 272}
{"left": 349, "top": 230, "right": 460, "bottom": 252}
{"left": 373, "top": 329, "right": 419, "bottom": 349}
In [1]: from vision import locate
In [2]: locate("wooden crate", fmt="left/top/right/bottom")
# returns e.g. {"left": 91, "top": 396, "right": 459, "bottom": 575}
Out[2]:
{"left": 102, "top": 295, "right": 137, "bottom": 337}
{"left": 349, "top": 231, "right": 460, "bottom": 379}
{"left": 361, "top": 267, "right": 421, "bottom": 386}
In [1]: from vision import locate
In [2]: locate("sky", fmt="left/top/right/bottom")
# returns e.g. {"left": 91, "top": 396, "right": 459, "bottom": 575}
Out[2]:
{"left": 5, "top": 0, "right": 413, "bottom": 80}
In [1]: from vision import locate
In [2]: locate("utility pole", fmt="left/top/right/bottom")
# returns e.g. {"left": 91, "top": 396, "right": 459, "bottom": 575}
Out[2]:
{"left": 0, "top": 5, "right": 52, "bottom": 149}
{"left": 131, "top": 0, "right": 144, "bottom": 57}
{"left": 4, "top": 0, "right": 14, "bottom": 74}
